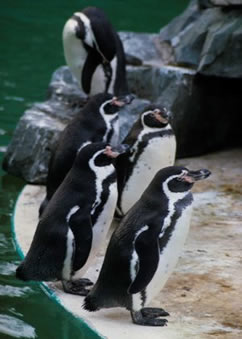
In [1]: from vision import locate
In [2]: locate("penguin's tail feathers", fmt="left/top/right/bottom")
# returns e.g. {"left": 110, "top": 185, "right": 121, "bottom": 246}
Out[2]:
{"left": 83, "top": 294, "right": 100, "bottom": 312}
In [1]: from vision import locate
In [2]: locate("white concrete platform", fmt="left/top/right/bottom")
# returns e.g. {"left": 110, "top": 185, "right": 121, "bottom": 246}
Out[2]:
{"left": 13, "top": 149, "right": 242, "bottom": 339}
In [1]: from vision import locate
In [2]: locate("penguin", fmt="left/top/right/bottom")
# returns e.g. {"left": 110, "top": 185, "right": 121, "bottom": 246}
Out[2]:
{"left": 83, "top": 166, "right": 211, "bottom": 325}
{"left": 116, "top": 104, "right": 176, "bottom": 217}
{"left": 39, "top": 92, "right": 133, "bottom": 216}
{"left": 63, "top": 7, "right": 128, "bottom": 96}
{"left": 16, "top": 142, "right": 127, "bottom": 295}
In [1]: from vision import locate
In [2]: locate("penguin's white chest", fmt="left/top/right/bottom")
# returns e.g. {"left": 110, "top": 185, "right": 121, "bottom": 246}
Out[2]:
{"left": 90, "top": 56, "right": 118, "bottom": 95}
{"left": 145, "top": 205, "right": 193, "bottom": 304}
{"left": 77, "top": 181, "right": 118, "bottom": 277}
{"left": 63, "top": 18, "right": 88, "bottom": 88}
{"left": 91, "top": 181, "right": 118, "bottom": 254}
{"left": 121, "top": 136, "right": 176, "bottom": 214}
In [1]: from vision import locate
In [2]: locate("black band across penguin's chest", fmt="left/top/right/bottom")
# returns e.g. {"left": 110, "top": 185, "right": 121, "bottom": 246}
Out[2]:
{"left": 158, "top": 193, "right": 193, "bottom": 252}
{"left": 126, "top": 129, "right": 174, "bottom": 181}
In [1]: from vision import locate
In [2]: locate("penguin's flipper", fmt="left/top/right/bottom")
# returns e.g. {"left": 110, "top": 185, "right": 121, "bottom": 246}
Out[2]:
{"left": 128, "top": 229, "right": 160, "bottom": 294}
{"left": 115, "top": 152, "right": 130, "bottom": 197}
{"left": 68, "top": 209, "right": 93, "bottom": 271}
{"left": 82, "top": 50, "right": 102, "bottom": 94}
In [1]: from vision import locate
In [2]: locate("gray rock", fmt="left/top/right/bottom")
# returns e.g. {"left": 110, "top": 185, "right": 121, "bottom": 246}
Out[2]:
{"left": 3, "top": 67, "right": 87, "bottom": 184}
{"left": 159, "top": 1, "right": 242, "bottom": 78}
{"left": 47, "top": 66, "right": 87, "bottom": 103}
{"left": 159, "top": 4, "right": 224, "bottom": 68}
{"left": 159, "top": 1, "right": 200, "bottom": 41}
{"left": 198, "top": 14, "right": 242, "bottom": 77}
{"left": 3, "top": 109, "right": 65, "bottom": 184}
{"left": 119, "top": 32, "right": 161, "bottom": 65}
{"left": 158, "top": 0, "right": 201, "bottom": 65}
{"left": 173, "top": 8, "right": 224, "bottom": 68}
{"left": 199, "top": 0, "right": 242, "bottom": 7}
{"left": 198, "top": 0, "right": 214, "bottom": 7}
{"left": 127, "top": 65, "right": 196, "bottom": 102}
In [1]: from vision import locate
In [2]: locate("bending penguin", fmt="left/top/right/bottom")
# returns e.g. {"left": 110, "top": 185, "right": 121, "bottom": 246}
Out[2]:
{"left": 116, "top": 104, "right": 176, "bottom": 217}
{"left": 17, "top": 142, "right": 127, "bottom": 295}
{"left": 63, "top": 7, "right": 128, "bottom": 96}
{"left": 39, "top": 92, "right": 133, "bottom": 216}
{"left": 83, "top": 166, "right": 211, "bottom": 325}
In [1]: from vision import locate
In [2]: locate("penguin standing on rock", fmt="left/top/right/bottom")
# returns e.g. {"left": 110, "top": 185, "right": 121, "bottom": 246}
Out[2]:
{"left": 39, "top": 93, "right": 133, "bottom": 216}
{"left": 16, "top": 143, "right": 127, "bottom": 296}
{"left": 63, "top": 7, "right": 128, "bottom": 96}
{"left": 83, "top": 166, "right": 211, "bottom": 325}
{"left": 116, "top": 104, "right": 176, "bottom": 217}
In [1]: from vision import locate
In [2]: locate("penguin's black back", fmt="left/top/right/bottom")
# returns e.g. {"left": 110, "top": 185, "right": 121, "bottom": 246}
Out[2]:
{"left": 17, "top": 147, "right": 98, "bottom": 282}
{"left": 82, "top": 7, "right": 128, "bottom": 95}
{"left": 46, "top": 93, "right": 114, "bottom": 199}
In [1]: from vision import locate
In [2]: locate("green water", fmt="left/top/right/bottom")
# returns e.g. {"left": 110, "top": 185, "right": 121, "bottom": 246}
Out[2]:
{"left": 0, "top": 1, "right": 189, "bottom": 338}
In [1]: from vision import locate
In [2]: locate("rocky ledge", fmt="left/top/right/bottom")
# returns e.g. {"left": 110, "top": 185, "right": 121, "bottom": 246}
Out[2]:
{"left": 3, "top": 0, "right": 242, "bottom": 184}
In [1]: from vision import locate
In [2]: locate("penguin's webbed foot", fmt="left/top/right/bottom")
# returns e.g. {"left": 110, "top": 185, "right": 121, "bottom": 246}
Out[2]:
{"left": 73, "top": 278, "right": 93, "bottom": 287}
{"left": 141, "top": 307, "right": 170, "bottom": 318}
{"left": 62, "top": 278, "right": 93, "bottom": 296}
{"left": 131, "top": 308, "right": 169, "bottom": 327}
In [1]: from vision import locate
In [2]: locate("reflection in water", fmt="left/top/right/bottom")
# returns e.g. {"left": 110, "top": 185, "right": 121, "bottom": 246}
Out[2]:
{"left": 0, "top": 285, "right": 33, "bottom": 297}
{"left": 0, "top": 314, "right": 36, "bottom": 338}
{"left": 0, "top": 262, "right": 18, "bottom": 276}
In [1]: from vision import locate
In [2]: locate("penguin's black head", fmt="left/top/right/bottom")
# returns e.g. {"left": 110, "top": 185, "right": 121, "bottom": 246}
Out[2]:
{"left": 93, "top": 145, "right": 124, "bottom": 167}
{"left": 98, "top": 93, "right": 134, "bottom": 115}
{"left": 76, "top": 142, "right": 129, "bottom": 169}
{"left": 141, "top": 104, "right": 171, "bottom": 128}
{"left": 153, "top": 166, "right": 211, "bottom": 194}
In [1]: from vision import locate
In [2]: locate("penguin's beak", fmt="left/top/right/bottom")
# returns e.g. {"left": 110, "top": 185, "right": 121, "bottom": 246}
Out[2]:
{"left": 104, "top": 144, "right": 130, "bottom": 158}
{"left": 181, "top": 169, "right": 211, "bottom": 183}
{"left": 153, "top": 107, "right": 170, "bottom": 124}
{"left": 111, "top": 94, "right": 135, "bottom": 107}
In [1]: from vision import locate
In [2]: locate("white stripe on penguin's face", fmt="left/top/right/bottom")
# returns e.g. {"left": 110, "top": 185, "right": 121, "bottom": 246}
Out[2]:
{"left": 160, "top": 172, "right": 191, "bottom": 237}
{"left": 99, "top": 99, "right": 119, "bottom": 142}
